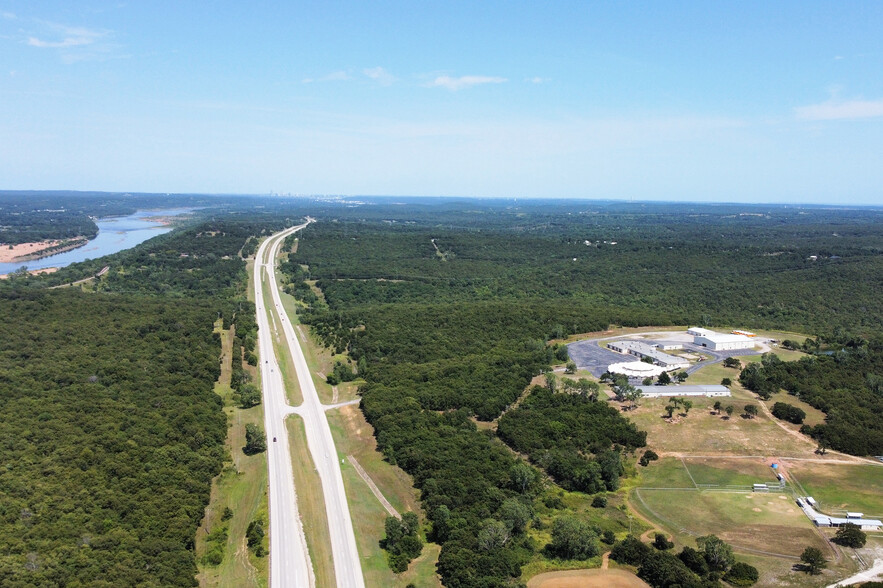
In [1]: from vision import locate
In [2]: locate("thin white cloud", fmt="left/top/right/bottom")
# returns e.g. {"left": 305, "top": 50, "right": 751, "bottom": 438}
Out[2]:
{"left": 427, "top": 75, "right": 507, "bottom": 91}
{"left": 525, "top": 76, "right": 549, "bottom": 84}
{"left": 24, "top": 22, "right": 121, "bottom": 62}
{"left": 2, "top": 11, "right": 16, "bottom": 19}
{"left": 27, "top": 23, "right": 106, "bottom": 48}
{"left": 363, "top": 66, "right": 395, "bottom": 86}
{"left": 795, "top": 98, "right": 883, "bottom": 120}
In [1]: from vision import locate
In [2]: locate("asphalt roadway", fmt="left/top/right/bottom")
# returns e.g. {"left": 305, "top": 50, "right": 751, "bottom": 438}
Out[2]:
{"left": 257, "top": 223, "right": 366, "bottom": 588}
{"left": 255, "top": 224, "right": 314, "bottom": 587}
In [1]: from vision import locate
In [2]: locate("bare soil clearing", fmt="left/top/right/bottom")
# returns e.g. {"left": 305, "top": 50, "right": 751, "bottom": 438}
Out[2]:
{"left": 527, "top": 569, "right": 650, "bottom": 588}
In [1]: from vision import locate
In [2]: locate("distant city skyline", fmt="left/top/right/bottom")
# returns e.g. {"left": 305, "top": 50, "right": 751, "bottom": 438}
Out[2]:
{"left": 1, "top": 1, "right": 882, "bottom": 204}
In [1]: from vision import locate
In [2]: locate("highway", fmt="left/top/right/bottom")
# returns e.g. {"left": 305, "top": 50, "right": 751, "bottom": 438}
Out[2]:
{"left": 255, "top": 224, "right": 314, "bottom": 588}
{"left": 256, "top": 222, "right": 366, "bottom": 588}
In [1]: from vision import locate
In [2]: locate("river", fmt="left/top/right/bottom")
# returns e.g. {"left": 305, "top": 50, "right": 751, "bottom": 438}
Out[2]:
{"left": 0, "top": 208, "right": 195, "bottom": 275}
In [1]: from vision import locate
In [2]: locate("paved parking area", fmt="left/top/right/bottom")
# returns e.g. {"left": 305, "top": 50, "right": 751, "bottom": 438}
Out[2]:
{"left": 567, "top": 339, "right": 630, "bottom": 377}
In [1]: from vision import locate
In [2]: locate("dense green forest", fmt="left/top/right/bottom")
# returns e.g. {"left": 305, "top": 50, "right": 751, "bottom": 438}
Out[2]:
{"left": 498, "top": 387, "right": 646, "bottom": 493}
{"left": 0, "top": 198, "right": 304, "bottom": 586}
{"left": 0, "top": 289, "right": 225, "bottom": 586}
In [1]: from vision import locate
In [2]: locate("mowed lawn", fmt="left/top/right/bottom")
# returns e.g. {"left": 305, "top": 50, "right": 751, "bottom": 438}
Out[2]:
{"left": 684, "top": 457, "right": 781, "bottom": 487}
{"left": 685, "top": 348, "right": 806, "bottom": 386}
{"left": 633, "top": 488, "right": 829, "bottom": 558}
{"left": 639, "top": 457, "right": 696, "bottom": 488}
{"left": 786, "top": 461, "right": 883, "bottom": 517}
{"left": 639, "top": 457, "right": 780, "bottom": 490}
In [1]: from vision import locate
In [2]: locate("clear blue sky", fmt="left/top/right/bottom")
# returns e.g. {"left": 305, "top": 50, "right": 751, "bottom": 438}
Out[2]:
{"left": 2, "top": 2, "right": 882, "bottom": 203}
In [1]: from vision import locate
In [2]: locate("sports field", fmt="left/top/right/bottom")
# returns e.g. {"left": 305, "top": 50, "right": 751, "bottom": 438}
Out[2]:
{"left": 633, "top": 488, "right": 829, "bottom": 558}
{"left": 683, "top": 457, "right": 781, "bottom": 487}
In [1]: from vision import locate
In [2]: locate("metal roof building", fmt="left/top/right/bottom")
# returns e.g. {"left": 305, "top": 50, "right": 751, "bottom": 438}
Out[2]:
{"left": 798, "top": 498, "right": 882, "bottom": 530}
{"left": 607, "top": 340, "right": 689, "bottom": 369}
{"left": 692, "top": 330, "right": 756, "bottom": 351}
{"left": 636, "top": 384, "right": 731, "bottom": 398}
{"left": 687, "top": 327, "right": 716, "bottom": 337}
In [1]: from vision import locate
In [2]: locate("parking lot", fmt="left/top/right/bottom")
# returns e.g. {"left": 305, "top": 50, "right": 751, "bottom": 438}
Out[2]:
{"left": 566, "top": 339, "right": 628, "bottom": 377}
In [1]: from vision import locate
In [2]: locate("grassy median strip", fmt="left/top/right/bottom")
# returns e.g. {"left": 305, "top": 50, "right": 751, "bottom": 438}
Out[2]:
{"left": 260, "top": 267, "right": 304, "bottom": 406}
{"left": 274, "top": 281, "right": 355, "bottom": 406}
{"left": 285, "top": 416, "right": 336, "bottom": 588}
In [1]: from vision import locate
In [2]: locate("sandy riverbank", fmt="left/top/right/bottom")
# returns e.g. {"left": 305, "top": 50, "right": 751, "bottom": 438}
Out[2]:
{"left": 0, "top": 267, "right": 58, "bottom": 279}
{"left": 0, "top": 240, "right": 64, "bottom": 263}
{"left": 0, "top": 238, "right": 88, "bottom": 263}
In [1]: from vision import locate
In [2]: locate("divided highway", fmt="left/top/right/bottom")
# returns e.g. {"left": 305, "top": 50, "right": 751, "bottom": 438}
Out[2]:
{"left": 255, "top": 222, "right": 366, "bottom": 588}
{"left": 255, "top": 224, "right": 314, "bottom": 588}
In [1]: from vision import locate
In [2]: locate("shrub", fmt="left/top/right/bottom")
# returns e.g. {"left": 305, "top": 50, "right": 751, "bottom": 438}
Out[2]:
{"left": 591, "top": 495, "right": 607, "bottom": 508}
{"left": 639, "top": 449, "right": 659, "bottom": 466}
{"left": 610, "top": 535, "right": 651, "bottom": 566}
{"left": 246, "top": 520, "right": 264, "bottom": 548}
{"left": 653, "top": 532, "right": 674, "bottom": 550}
{"left": 725, "top": 561, "right": 760, "bottom": 586}
{"left": 771, "top": 402, "right": 806, "bottom": 425}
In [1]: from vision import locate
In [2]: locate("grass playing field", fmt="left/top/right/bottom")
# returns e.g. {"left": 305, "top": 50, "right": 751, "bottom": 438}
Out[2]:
{"left": 633, "top": 488, "right": 830, "bottom": 558}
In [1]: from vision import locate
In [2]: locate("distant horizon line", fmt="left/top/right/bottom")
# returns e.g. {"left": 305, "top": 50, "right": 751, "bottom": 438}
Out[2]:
{"left": 0, "top": 189, "right": 881, "bottom": 209}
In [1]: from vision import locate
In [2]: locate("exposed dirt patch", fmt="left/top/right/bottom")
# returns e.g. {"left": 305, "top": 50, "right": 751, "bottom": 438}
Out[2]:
{"left": 0, "top": 266, "right": 58, "bottom": 279}
{"left": 527, "top": 569, "right": 650, "bottom": 588}
{"left": 0, "top": 239, "right": 66, "bottom": 262}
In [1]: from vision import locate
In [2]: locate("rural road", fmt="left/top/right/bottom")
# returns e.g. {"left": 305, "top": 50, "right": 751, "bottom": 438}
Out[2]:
{"left": 255, "top": 223, "right": 314, "bottom": 588}
{"left": 257, "top": 222, "right": 366, "bottom": 588}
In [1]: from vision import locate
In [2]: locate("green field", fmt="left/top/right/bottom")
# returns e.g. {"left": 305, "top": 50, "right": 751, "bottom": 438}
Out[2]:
{"left": 286, "top": 416, "right": 335, "bottom": 588}
{"left": 684, "top": 457, "right": 781, "bottom": 487}
{"left": 640, "top": 457, "right": 781, "bottom": 489}
{"left": 639, "top": 457, "right": 696, "bottom": 488}
{"left": 786, "top": 462, "right": 883, "bottom": 517}
{"left": 633, "top": 488, "right": 829, "bottom": 558}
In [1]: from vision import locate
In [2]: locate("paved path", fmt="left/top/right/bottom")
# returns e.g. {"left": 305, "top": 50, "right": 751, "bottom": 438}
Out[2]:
{"left": 258, "top": 222, "right": 366, "bottom": 588}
